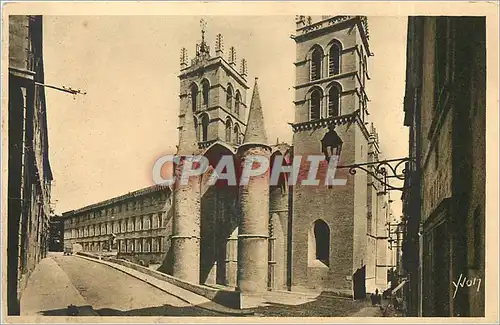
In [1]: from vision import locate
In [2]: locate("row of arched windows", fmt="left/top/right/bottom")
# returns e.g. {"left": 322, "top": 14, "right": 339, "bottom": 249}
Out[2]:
{"left": 190, "top": 81, "right": 242, "bottom": 117}
{"left": 310, "top": 40, "right": 342, "bottom": 81}
{"left": 309, "top": 84, "right": 341, "bottom": 120}
{"left": 226, "top": 84, "right": 242, "bottom": 116}
{"left": 193, "top": 114, "right": 242, "bottom": 144}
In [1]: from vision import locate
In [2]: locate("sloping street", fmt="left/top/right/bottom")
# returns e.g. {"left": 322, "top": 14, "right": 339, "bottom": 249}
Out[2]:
{"left": 20, "top": 253, "right": 221, "bottom": 316}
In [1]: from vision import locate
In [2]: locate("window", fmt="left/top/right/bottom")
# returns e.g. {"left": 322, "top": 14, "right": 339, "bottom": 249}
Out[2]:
{"left": 193, "top": 117, "right": 199, "bottom": 141}
{"left": 314, "top": 219, "right": 330, "bottom": 265}
{"left": 235, "top": 91, "right": 241, "bottom": 116}
{"left": 234, "top": 124, "right": 241, "bottom": 145}
{"left": 226, "top": 85, "right": 233, "bottom": 111}
{"left": 201, "top": 80, "right": 209, "bottom": 108}
{"left": 310, "top": 88, "right": 322, "bottom": 120}
{"left": 136, "top": 217, "right": 142, "bottom": 231}
{"left": 201, "top": 114, "right": 209, "bottom": 141}
{"left": 190, "top": 83, "right": 198, "bottom": 112}
{"left": 311, "top": 48, "right": 322, "bottom": 81}
{"left": 225, "top": 118, "right": 232, "bottom": 142}
{"left": 136, "top": 239, "right": 142, "bottom": 253}
{"left": 329, "top": 42, "right": 341, "bottom": 75}
{"left": 328, "top": 85, "right": 340, "bottom": 117}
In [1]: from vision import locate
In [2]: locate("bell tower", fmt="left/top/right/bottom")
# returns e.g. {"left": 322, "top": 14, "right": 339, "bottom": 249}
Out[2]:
{"left": 289, "top": 16, "right": 375, "bottom": 297}
{"left": 178, "top": 19, "right": 249, "bottom": 149}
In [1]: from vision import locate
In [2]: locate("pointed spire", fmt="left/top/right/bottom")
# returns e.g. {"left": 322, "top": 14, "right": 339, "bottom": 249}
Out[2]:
{"left": 243, "top": 78, "right": 268, "bottom": 144}
{"left": 177, "top": 94, "right": 199, "bottom": 155}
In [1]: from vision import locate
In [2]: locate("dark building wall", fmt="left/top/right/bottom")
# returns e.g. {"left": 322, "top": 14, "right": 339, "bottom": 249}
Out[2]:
{"left": 402, "top": 16, "right": 486, "bottom": 317}
{"left": 7, "top": 15, "right": 53, "bottom": 315}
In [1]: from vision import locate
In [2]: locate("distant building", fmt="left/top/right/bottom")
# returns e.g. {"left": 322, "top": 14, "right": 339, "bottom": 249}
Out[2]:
{"left": 48, "top": 215, "right": 64, "bottom": 252}
{"left": 402, "top": 16, "right": 485, "bottom": 316}
{"left": 61, "top": 185, "right": 171, "bottom": 266}
{"left": 7, "top": 15, "right": 53, "bottom": 315}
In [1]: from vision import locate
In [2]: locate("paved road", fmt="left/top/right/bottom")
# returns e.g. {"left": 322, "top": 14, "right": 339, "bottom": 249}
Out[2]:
{"left": 51, "top": 254, "right": 220, "bottom": 316}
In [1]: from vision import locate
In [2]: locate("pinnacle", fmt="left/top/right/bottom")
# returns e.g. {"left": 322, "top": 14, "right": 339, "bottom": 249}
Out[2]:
{"left": 243, "top": 78, "right": 268, "bottom": 144}
{"left": 177, "top": 95, "right": 199, "bottom": 155}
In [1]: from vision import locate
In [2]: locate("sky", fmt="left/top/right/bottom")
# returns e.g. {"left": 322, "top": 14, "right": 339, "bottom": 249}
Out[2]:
{"left": 42, "top": 16, "right": 408, "bottom": 218}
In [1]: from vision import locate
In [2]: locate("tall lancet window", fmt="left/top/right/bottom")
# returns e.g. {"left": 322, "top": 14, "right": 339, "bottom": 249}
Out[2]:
{"left": 226, "top": 85, "right": 233, "bottom": 111}
{"left": 225, "top": 118, "right": 232, "bottom": 142}
{"left": 193, "top": 117, "right": 199, "bottom": 141}
{"left": 201, "top": 80, "right": 210, "bottom": 108}
{"left": 201, "top": 114, "right": 209, "bottom": 141}
{"left": 328, "top": 85, "right": 340, "bottom": 117}
{"left": 233, "top": 124, "right": 240, "bottom": 144}
{"left": 329, "top": 42, "right": 341, "bottom": 76}
{"left": 190, "top": 84, "right": 198, "bottom": 112}
{"left": 235, "top": 91, "right": 241, "bottom": 116}
{"left": 311, "top": 48, "right": 322, "bottom": 81}
{"left": 310, "top": 88, "right": 322, "bottom": 120}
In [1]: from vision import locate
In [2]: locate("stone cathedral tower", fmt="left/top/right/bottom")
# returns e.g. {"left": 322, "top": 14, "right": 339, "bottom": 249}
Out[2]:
{"left": 178, "top": 20, "right": 249, "bottom": 149}
{"left": 290, "top": 16, "right": 386, "bottom": 297}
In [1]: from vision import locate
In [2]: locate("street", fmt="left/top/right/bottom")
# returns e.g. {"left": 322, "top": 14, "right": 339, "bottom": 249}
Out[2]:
{"left": 20, "top": 253, "right": 378, "bottom": 317}
{"left": 21, "top": 254, "right": 221, "bottom": 316}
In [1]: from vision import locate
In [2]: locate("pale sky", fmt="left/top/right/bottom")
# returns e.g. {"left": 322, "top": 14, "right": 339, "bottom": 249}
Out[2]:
{"left": 43, "top": 16, "right": 408, "bottom": 217}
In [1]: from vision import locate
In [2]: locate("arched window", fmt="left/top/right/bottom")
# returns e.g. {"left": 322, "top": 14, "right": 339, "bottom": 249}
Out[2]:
{"left": 310, "top": 88, "right": 322, "bottom": 120}
{"left": 225, "top": 118, "right": 232, "bottom": 142}
{"left": 201, "top": 114, "right": 209, "bottom": 141}
{"left": 226, "top": 84, "right": 233, "bottom": 111}
{"left": 193, "top": 117, "right": 199, "bottom": 141}
{"left": 233, "top": 124, "right": 241, "bottom": 144}
{"left": 329, "top": 42, "right": 341, "bottom": 76}
{"left": 328, "top": 85, "right": 340, "bottom": 117}
{"left": 190, "top": 83, "right": 198, "bottom": 112}
{"left": 235, "top": 91, "right": 241, "bottom": 116}
{"left": 314, "top": 220, "right": 330, "bottom": 265}
{"left": 311, "top": 48, "right": 322, "bottom": 81}
{"left": 201, "top": 80, "right": 210, "bottom": 108}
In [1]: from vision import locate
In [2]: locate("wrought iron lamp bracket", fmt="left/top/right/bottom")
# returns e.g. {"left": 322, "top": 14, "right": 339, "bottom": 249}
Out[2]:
{"left": 337, "top": 157, "right": 414, "bottom": 192}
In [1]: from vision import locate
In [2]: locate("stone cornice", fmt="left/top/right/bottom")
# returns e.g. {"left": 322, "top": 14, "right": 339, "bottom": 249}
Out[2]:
{"left": 294, "top": 70, "right": 357, "bottom": 90}
{"left": 289, "top": 111, "right": 357, "bottom": 133}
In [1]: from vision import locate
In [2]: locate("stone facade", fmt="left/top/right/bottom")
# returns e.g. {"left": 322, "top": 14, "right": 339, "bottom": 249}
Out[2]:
{"left": 290, "top": 16, "right": 389, "bottom": 296}
{"left": 7, "top": 15, "right": 53, "bottom": 315}
{"left": 402, "top": 16, "right": 486, "bottom": 317}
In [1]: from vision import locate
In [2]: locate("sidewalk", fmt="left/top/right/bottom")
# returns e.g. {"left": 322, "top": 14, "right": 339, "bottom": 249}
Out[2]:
{"left": 19, "top": 255, "right": 97, "bottom": 316}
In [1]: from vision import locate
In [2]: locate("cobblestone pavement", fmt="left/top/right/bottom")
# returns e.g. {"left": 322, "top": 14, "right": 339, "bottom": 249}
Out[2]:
{"left": 253, "top": 295, "right": 371, "bottom": 317}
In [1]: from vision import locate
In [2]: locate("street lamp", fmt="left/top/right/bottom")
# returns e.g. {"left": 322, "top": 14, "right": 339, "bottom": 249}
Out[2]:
{"left": 321, "top": 125, "right": 343, "bottom": 163}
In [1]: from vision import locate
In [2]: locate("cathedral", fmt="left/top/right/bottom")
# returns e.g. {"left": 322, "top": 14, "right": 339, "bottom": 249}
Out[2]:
{"left": 61, "top": 15, "right": 392, "bottom": 306}
{"left": 167, "top": 15, "right": 391, "bottom": 299}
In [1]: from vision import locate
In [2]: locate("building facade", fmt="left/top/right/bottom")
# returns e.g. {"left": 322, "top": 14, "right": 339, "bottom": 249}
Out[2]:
{"left": 61, "top": 16, "right": 391, "bottom": 299}
{"left": 402, "top": 16, "right": 486, "bottom": 317}
{"left": 290, "top": 15, "right": 390, "bottom": 296}
{"left": 7, "top": 15, "right": 53, "bottom": 315}
{"left": 62, "top": 185, "right": 171, "bottom": 266}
